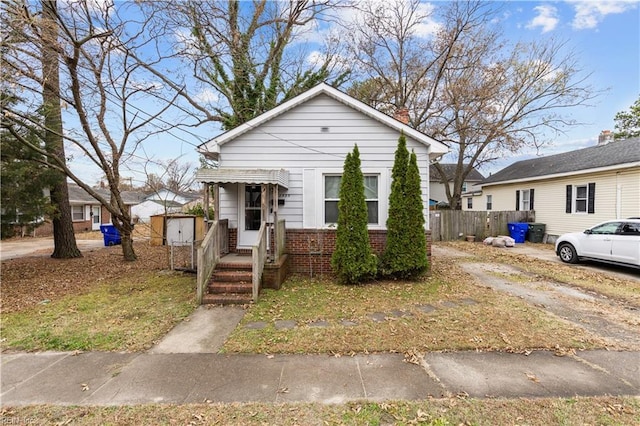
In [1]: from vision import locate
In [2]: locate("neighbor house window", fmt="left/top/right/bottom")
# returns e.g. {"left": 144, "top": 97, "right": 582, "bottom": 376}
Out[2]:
{"left": 467, "top": 198, "right": 473, "bottom": 209}
{"left": 324, "top": 175, "right": 379, "bottom": 224}
{"left": 515, "top": 189, "right": 535, "bottom": 211}
{"left": 486, "top": 195, "right": 493, "bottom": 210}
{"left": 574, "top": 185, "right": 588, "bottom": 213}
{"left": 461, "top": 182, "right": 467, "bottom": 192}
{"left": 566, "top": 183, "right": 595, "bottom": 214}
{"left": 71, "top": 205, "right": 84, "bottom": 221}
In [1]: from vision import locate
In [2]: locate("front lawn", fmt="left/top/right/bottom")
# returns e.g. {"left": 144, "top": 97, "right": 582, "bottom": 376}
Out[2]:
{"left": 222, "top": 253, "right": 604, "bottom": 354}
{"left": 1, "top": 243, "right": 196, "bottom": 352}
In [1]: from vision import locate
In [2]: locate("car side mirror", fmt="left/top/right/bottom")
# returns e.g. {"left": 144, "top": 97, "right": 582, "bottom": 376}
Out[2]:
{"left": 583, "top": 229, "right": 592, "bottom": 234}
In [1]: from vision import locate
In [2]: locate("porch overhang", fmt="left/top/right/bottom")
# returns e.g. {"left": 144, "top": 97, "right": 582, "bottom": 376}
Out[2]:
{"left": 195, "top": 168, "right": 289, "bottom": 189}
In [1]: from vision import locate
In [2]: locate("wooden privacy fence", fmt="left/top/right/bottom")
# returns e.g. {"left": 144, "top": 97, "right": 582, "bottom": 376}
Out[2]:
{"left": 429, "top": 210, "right": 535, "bottom": 242}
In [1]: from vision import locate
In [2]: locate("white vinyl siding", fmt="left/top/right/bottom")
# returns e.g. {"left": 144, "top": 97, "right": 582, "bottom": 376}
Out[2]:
{"left": 216, "top": 94, "right": 431, "bottom": 230}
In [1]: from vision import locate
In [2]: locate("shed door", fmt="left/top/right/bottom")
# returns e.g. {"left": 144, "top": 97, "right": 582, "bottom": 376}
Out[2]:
{"left": 166, "top": 218, "right": 195, "bottom": 246}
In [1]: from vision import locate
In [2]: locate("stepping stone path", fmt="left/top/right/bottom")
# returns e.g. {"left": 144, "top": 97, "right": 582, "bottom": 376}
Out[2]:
{"left": 243, "top": 298, "right": 478, "bottom": 330}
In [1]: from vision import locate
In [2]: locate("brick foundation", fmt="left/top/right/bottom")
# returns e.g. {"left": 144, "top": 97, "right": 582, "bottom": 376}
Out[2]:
{"left": 284, "top": 228, "right": 432, "bottom": 277}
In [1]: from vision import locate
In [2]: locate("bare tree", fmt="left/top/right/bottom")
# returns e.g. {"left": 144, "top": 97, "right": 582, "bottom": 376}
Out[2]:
{"left": 344, "top": 0, "right": 598, "bottom": 209}
{"left": 142, "top": 0, "right": 349, "bottom": 130}
{"left": 1, "top": 0, "right": 181, "bottom": 260}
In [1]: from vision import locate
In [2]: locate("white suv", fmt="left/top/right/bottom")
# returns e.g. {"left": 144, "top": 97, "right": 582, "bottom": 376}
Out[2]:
{"left": 555, "top": 219, "right": 640, "bottom": 269}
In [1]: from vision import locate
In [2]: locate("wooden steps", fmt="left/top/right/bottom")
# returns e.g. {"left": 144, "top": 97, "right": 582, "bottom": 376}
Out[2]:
{"left": 203, "top": 262, "right": 253, "bottom": 305}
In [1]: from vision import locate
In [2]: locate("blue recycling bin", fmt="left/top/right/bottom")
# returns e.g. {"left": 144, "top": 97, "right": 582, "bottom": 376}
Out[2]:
{"left": 507, "top": 222, "right": 528, "bottom": 243}
{"left": 99, "top": 224, "right": 121, "bottom": 246}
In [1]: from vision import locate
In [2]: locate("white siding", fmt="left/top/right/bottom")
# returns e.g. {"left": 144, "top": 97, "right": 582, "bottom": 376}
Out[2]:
{"left": 217, "top": 94, "right": 432, "bottom": 230}
{"left": 482, "top": 167, "right": 640, "bottom": 236}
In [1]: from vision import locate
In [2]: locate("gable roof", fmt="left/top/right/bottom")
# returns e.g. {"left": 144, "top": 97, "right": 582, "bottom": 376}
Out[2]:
{"left": 481, "top": 138, "right": 640, "bottom": 186}
{"left": 429, "top": 163, "right": 485, "bottom": 182}
{"left": 197, "top": 83, "right": 449, "bottom": 160}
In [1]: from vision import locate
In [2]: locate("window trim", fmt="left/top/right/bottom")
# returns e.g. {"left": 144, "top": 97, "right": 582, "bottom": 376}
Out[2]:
{"left": 467, "top": 197, "right": 473, "bottom": 209}
{"left": 71, "top": 205, "right": 84, "bottom": 222}
{"left": 486, "top": 194, "right": 492, "bottom": 211}
{"left": 323, "top": 173, "right": 380, "bottom": 226}
{"left": 566, "top": 182, "right": 596, "bottom": 214}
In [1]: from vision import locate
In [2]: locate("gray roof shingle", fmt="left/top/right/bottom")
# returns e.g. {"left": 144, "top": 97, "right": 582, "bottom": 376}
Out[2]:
{"left": 481, "top": 138, "right": 640, "bottom": 185}
{"left": 67, "top": 183, "right": 143, "bottom": 205}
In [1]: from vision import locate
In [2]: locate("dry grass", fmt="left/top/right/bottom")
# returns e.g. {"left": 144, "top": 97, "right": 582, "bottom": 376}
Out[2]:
{"left": 441, "top": 241, "right": 640, "bottom": 307}
{"left": 3, "top": 397, "right": 638, "bottom": 425}
{"left": 222, "top": 251, "right": 605, "bottom": 354}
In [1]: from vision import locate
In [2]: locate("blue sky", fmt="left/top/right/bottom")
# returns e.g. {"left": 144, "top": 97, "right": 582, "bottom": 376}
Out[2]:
{"left": 476, "top": 0, "right": 639, "bottom": 175}
{"left": 66, "top": 0, "right": 639, "bottom": 185}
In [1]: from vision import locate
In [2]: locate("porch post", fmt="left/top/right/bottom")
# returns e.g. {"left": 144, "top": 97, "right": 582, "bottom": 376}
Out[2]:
{"left": 203, "top": 182, "right": 210, "bottom": 223}
{"left": 273, "top": 184, "right": 279, "bottom": 261}
{"left": 213, "top": 183, "right": 220, "bottom": 222}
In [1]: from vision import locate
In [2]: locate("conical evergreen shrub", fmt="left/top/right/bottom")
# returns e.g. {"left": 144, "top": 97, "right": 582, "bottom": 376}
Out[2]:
{"left": 382, "top": 134, "right": 428, "bottom": 278}
{"left": 331, "top": 145, "right": 377, "bottom": 284}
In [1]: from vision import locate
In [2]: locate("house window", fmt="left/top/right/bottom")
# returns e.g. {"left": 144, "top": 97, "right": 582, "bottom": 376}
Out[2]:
{"left": 72, "top": 206, "right": 84, "bottom": 221}
{"left": 486, "top": 195, "right": 492, "bottom": 210}
{"left": 521, "top": 189, "right": 530, "bottom": 211}
{"left": 324, "top": 175, "right": 379, "bottom": 224}
{"left": 461, "top": 182, "right": 467, "bottom": 192}
{"left": 467, "top": 197, "right": 473, "bottom": 209}
{"left": 574, "top": 185, "right": 588, "bottom": 213}
{"left": 566, "top": 183, "right": 595, "bottom": 214}
{"left": 515, "top": 189, "right": 535, "bottom": 211}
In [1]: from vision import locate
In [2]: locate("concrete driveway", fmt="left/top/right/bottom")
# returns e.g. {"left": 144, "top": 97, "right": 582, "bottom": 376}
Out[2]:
{"left": 0, "top": 238, "right": 107, "bottom": 261}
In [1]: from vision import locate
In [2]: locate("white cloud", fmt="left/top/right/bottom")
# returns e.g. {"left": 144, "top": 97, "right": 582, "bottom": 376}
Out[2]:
{"left": 568, "top": 0, "right": 638, "bottom": 30}
{"left": 193, "top": 88, "right": 219, "bottom": 104}
{"left": 526, "top": 5, "right": 560, "bottom": 33}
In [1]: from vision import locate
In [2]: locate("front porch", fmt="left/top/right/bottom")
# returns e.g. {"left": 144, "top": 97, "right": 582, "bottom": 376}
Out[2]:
{"left": 195, "top": 169, "right": 290, "bottom": 305}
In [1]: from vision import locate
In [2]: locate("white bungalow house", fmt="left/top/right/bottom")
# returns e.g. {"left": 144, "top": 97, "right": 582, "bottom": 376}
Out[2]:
{"left": 194, "top": 83, "right": 448, "bottom": 304}
{"left": 462, "top": 136, "right": 640, "bottom": 243}
{"left": 131, "top": 188, "right": 202, "bottom": 223}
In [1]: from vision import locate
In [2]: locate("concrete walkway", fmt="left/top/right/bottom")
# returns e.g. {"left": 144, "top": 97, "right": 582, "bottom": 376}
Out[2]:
{"left": 2, "top": 349, "right": 638, "bottom": 405}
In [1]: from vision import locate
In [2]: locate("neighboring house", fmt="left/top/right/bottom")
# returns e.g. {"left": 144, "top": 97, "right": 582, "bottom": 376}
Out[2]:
{"left": 195, "top": 83, "right": 448, "bottom": 277}
{"left": 463, "top": 137, "right": 640, "bottom": 242}
{"left": 131, "top": 188, "right": 202, "bottom": 223}
{"left": 30, "top": 183, "right": 143, "bottom": 237}
{"left": 429, "top": 163, "right": 484, "bottom": 209}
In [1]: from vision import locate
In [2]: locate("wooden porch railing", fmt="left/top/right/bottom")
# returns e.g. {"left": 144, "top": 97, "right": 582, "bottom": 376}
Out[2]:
{"left": 252, "top": 222, "right": 267, "bottom": 302}
{"left": 196, "top": 220, "right": 219, "bottom": 304}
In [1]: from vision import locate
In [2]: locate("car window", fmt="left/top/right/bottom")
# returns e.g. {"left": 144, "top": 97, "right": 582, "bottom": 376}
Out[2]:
{"left": 590, "top": 222, "right": 621, "bottom": 234}
{"left": 620, "top": 222, "right": 640, "bottom": 235}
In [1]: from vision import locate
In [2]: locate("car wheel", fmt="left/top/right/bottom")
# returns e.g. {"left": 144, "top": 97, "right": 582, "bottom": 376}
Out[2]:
{"left": 558, "top": 243, "right": 578, "bottom": 264}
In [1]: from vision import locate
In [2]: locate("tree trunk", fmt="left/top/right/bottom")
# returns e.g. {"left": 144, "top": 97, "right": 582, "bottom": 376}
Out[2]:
{"left": 42, "top": 0, "right": 81, "bottom": 259}
{"left": 119, "top": 222, "right": 137, "bottom": 261}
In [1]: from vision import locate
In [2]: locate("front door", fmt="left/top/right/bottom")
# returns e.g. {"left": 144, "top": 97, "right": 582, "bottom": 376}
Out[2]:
{"left": 91, "top": 206, "right": 101, "bottom": 231}
{"left": 238, "top": 184, "right": 262, "bottom": 247}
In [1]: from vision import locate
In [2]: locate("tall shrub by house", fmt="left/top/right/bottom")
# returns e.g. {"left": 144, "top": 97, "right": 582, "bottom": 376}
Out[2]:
{"left": 383, "top": 134, "right": 428, "bottom": 278}
{"left": 331, "top": 145, "right": 377, "bottom": 284}
{"left": 403, "top": 150, "right": 428, "bottom": 276}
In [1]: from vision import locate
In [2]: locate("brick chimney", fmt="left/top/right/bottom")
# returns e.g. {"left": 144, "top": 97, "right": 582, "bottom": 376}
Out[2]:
{"left": 393, "top": 107, "right": 410, "bottom": 124}
{"left": 598, "top": 130, "right": 614, "bottom": 145}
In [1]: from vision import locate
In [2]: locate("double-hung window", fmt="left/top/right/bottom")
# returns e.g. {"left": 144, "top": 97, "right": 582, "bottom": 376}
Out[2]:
{"left": 486, "top": 195, "right": 493, "bottom": 210}
{"left": 324, "top": 175, "right": 379, "bottom": 225}
{"left": 566, "top": 183, "right": 595, "bottom": 214}
{"left": 515, "top": 189, "right": 535, "bottom": 211}
{"left": 71, "top": 206, "right": 84, "bottom": 221}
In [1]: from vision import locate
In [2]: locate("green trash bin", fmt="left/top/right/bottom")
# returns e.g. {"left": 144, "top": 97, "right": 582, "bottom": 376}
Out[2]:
{"left": 527, "top": 223, "right": 546, "bottom": 243}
